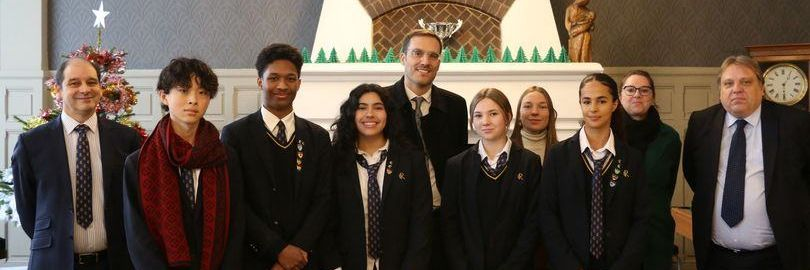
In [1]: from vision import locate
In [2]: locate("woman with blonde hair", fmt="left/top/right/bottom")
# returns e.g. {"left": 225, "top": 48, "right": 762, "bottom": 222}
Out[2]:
{"left": 511, "top": 86, "right": 559, "bottom": 162}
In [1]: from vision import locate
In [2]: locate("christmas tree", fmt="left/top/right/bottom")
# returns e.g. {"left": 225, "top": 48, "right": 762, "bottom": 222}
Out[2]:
{"left": 455, "top": 47, "right": 467, "bottom": 63}
{"left": 543, "top": 47, "right": 556, "bottom": 63}
{"left": 315, "top": 48, "right": 328, "bottom": 63}
{"left": 442, "top": 48, "right": 454, "bottom": 63}
{"left": 301, "top": 47, "right": 311, "bottom": 63}
{"left": 558, "top": 47, "right": 570, "bottom": 63}
{"left": 370, "top": 48, "right": 380, "bottom": 63}
{"left": 515, "top": 47, "right": 527, "bottom": 63}
{"left": 346, "top": 48, "right": 358, "bottom": 63}
{"left": 502, "top": 47, "right": 514, "bottom": 63}
{"left": 383, "top": 47, "right": 397, "bottom": 63}
{"left": 485, "top": 46, "right": 497, "bottom": 63}
{"left": 470, "top": 47, "right": 482, "bottom": 63}
{"left": 360, "top": 48, "right": 370, "bottom": 63}
{"left": 531, "top": 46, "right": 542, "bottom": 63}
{"left": 328, "top": 48, "right": 340, "bottom": 63}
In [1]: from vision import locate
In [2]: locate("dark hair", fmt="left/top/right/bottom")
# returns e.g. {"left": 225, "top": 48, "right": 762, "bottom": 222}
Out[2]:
{"left": 511, "top": 86, "right": 559, "bottom": 157}
{"left": 621, "top": 70, "right": 656, "bottom": 98}
{"left": 400, "top": 29, "right": 443, "bottom": 53}
{"left": 331, "top": 84, "right": 408, "bottom": 158}
{"left": 255, "top": 43, "right": 303, "bottom": 78}
{"left": 55, "top": 58, "right": 101, "bottom": 86}
{"left": 579, "top": 73, "right": 625, "bottom": 142}
{"left": 156, "top": 57, "right": 219, "bottom": 112}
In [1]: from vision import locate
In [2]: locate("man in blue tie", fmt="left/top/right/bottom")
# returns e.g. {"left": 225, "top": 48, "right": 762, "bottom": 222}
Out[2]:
{"left": 12, "top": 59, "right": 141, "bottom": 269}
{"left": 683, "top": 55, "right": 810, "bottom": 270}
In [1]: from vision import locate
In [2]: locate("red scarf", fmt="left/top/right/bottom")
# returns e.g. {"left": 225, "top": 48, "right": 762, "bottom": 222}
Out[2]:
{"left": 138, "top": 115, "right": 230, "bottom": 269}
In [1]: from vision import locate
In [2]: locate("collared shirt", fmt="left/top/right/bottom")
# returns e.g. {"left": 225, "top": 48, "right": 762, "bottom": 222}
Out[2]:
{"left": 404, "top": 85, "right": 441, "bottom": 208}
{"left": 178, "top": 168, "right": 201, "bottom": 201}
{"left": 578, "top": 128, "right": 616, "bottom": 167}
{"left": 356, "top": 140, "right": 390, "bottom": 270}
{"left": 261, "top": 106, "right": 295, "bottom": 140}
{"left": 61, "top": 113, "right": 107, "bottom": 253}
{"left": 477, "top": 139, "right": 512, "bottom": 170}
{"left": 712, "top": 106, "right": 774, "bottom": 251}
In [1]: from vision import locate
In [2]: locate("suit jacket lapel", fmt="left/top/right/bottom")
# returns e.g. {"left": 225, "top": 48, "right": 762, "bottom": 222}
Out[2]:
{"left": 605, "top": 143, "right": 626, "bottom": 207}
{"left": 249, "top": 111, "right": 278, "bottom": 186}
{"left": 463, "top": 149, "right": 485, "bottom": 266}
{"left": 294, "top": 116, "right": 310, "bottom": 200}
{"left": 706, "top": 107, "right": 725, "bottom": 197}
{"left": 381, "top": 145, "right": 397, "bottom": 202}
{"left": 495, "top": 145, "right": 520, "bottom": 211}
{"left": 98, "top": 119, "right": 114, "bottom": 204}
{"left": 568, "top": 134, "right": 588, "bottom": 193}
{"left": 760, "top": 103, "right": 777, "bottom": 194}
{"left": 48, "top": 118, "right": 74, "bottom": 203}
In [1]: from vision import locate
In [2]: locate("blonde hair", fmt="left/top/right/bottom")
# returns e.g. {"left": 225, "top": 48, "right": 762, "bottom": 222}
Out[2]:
{"left": 469, "top": 88, "right": 513, "bottom": 129}
{"left": 510, "top": 86, "right": 559, "bottom": 155}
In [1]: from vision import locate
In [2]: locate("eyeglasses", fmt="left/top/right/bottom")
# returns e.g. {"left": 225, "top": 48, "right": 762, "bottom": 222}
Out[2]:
{"left": 407, "top": 49, "right": 440, "bottom": 60}
{"left": 622, "top": 85, "right": 653, "bottom": 96}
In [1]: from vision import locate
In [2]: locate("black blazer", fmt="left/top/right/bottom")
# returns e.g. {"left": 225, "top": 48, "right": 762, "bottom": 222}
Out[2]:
{"left": 122, "top": 147, "right": 245, "bottom": 269}
{"left": 386, "top": 77, "right": 468, "bottom": 189}
{"left": 11, "top": 117, "right": 141, "bottom": 270}
{"left": 441, "top": 143, "right": 542, "bottom": 270}
{"left": 221, "top": 111, "right": 333, "bottom": 269}
{"left": 538, "top": 132, "right": 648, "bottom": 270}
{"left": 683, "top": 101, "right": 810, "bottom": 270}
{"left": 330, "top": 142, "right": 432, "bottom": 270}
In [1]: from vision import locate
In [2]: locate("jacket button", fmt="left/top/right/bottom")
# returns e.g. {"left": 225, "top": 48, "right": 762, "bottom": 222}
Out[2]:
{"left": 272, "top": 188, "right": 277, "bottom": 192}
{"left": 273, "top": 221, "right": 279, "bottom": 225}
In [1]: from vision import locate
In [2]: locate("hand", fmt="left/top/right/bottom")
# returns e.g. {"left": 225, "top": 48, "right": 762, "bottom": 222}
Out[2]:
{"left": 270, "top": 263, "right": 285, "bottom": 270}
{"left": 277, "top": 245, "right": 309, "bottom": 270}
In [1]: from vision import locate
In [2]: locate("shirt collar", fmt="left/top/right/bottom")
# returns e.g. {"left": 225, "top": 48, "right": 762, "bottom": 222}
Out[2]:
{"left": 61, "top": 113, "right": 98, "bottom": 134}
{"left": 578, "top": 128, "right": 616, "bottom": 156}
{"left": 724, "top": 104, "right": 761, "bottom": 129}
{"left": 260, "top": 106, "right": 295, "bottom": 132}
{"left": 405, "top": 84, "right": 432, "bottom": 104}
{"left": 357, "top": 140, "right": 391, "bottom": 162}
{"left": 478, "top": 139, "right": 512, "bottom": 162}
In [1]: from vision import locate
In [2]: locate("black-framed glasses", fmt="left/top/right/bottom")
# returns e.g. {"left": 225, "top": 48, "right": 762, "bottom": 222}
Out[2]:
{"left": 622, "top": 85, "right": 653, "bottom": 96}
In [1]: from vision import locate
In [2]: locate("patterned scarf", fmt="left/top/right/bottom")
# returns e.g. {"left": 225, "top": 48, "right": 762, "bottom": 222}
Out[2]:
{"left": 138, "top": 115, "right": 230, "bottom": 269}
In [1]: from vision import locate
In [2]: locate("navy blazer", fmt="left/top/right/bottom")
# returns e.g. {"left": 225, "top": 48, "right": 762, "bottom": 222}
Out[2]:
{"left": 221, "top": 111, "right": 333, "bottom": 269}
{"left": 329, "top": 142, "right": 432, "bottom": 270}
{"left": 683, "top": 101, "right": 810, "bottom": 270}
{"left": 538, "top": 132, "right": 648, "bottom": 270}
{"left": 11, "top": 116, "right": 141, "bottom": 270}
{"left": 441, "top": 143, "right": 542, "bottom": 270}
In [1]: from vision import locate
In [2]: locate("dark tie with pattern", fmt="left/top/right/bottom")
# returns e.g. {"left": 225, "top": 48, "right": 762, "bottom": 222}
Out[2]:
{"left": 586, "top": 149, "right": 607, "bottom": 259}
{"left": 357, "top": 150, "right": 388, "bottom": 259}
{"left": 180, "top": 168, "right": 196, "bottom": 209}
{"left": 722, "top": 119, "right": 747, "bottom": 227}
{"left": 412, "top": 97, "right": 430, "bottom": 157}
{"left": 482, "top": 152, "right": 508, "bottom": 177}
{"left": 75, "top": 124, "right": 93, "bottom": 228}
{"left": 276, "top": 121, "right": 287, "bottom": 145}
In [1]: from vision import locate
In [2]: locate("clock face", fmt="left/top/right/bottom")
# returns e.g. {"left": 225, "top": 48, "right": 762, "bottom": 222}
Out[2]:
{"left": 763, "top": 63, "right": 808, "bottom": 106}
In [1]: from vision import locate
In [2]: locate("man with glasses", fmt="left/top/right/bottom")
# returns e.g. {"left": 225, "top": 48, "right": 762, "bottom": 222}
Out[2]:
{"left": 385, "top": 29, "right": 469, "bottom": 269}
{"left": 222, "top": 43, "right": 333, "bottom": 270}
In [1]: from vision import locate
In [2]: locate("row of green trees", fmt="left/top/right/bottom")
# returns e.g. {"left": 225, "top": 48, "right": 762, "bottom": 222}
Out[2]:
{"left": 302, "top": 46, "right": 571, "bottom": 64}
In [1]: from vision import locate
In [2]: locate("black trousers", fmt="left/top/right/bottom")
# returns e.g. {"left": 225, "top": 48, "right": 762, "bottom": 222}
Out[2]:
{"left": 430, "top": 209, "right": 446, "bottom": 270}
{"left": 707, "top": 244, "right": 782, "bottom": 270}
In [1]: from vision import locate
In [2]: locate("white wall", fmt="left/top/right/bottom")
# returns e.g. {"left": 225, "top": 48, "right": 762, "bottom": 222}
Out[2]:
{"left": 501, "top": 0, "right": 561, "bottom": 55}
{"left": 311, "top": 0, "right": 373, "bottom": 61}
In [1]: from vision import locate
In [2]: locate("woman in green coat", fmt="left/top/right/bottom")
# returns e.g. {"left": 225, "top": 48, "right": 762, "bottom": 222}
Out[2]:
{"left": 619, "top": 70, "right": 682, "bottom": 270}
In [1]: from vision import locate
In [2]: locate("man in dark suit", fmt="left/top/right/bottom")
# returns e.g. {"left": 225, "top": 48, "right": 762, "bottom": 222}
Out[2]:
{"left": 221, "top": 43, "right": 332, "bottom": 270}
{"left": 386, "top": 29, "right": 468, "bottom": 269}
{"left": 683, "top": 55, "right": 810, "bottom": 270}
{"left": 12, "top": 58, "right": 141, "bottom": 270}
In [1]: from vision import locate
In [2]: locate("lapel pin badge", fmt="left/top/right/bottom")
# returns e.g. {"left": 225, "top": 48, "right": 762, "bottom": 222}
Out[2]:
{"left": 398, "top": 172, "right": 405, "bottom": 180}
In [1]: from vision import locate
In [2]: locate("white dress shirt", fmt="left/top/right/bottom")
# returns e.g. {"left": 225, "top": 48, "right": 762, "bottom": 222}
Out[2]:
{"left": 261, "top": 106, "right": 295, "bottom": 141}
{"left": 712, "top": 106, "right": 775, "bottom": 251}
{"left": 356, "top": 140, "right": 390, "bottom": 270}
{"left": 178, "top": 168, "right": 201, "bottom": 202}
{"left": 578, "top": 128, "right": 616, "bottom": 167}
{"left": 61, "top": 113, "right": 107, "bottom": 253}
{"left": 477, "top": 139, "right": 512, "bottom": 170}
{"left": 405, "top": 85, "right": 441, "bottom": 208}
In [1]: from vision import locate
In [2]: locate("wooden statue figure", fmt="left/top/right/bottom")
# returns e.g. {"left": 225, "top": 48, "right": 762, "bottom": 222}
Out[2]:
{"left": 565, "top": 0, "right": 595, "bottom": 62}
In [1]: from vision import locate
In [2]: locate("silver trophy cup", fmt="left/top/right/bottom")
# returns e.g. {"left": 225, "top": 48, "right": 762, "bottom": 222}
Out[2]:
{"left": 418, "top": 18, "right": 463, "bottom": 46}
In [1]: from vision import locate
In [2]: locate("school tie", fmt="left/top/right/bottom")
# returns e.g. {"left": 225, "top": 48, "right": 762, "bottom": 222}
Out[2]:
{"left": 722, "top": 119, "right": 747, "bottom": 227}
{"left": 276, "top": 121, "right": 287, "bottom": 145}
{"left": 179, "top": 168, "right": 196, "bottom": 209}
{"left": 482, "top": 152, "right": 508, "bottom": 177}
{"left": 75, "top": 124, "right": 93, "bottom": 228}
{"left": 411, "top": 97, "right": 430, "bottom": 157}
{"left": 357, "top": 150, "right": 388, "bottom": 259}
{"left": 586, "top": 149, "right": 607, "bottom": 259}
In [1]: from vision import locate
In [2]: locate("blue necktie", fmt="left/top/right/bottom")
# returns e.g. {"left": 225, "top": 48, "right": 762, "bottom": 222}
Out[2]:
{"left": 481, "top": 152, "right": 508, "bottom": 178}
{"left": 722, "top": 119, "right": 747, "bottom": 227}
{"left": 586, "top": 149, "right": 607, "bottom": 259}
{"left": 276, "top": 122, "right": 287, "bottom": 145}
{"left": 75, "top": 124, "right": 93, "bottom": 228}
{"left": 357, "top": 150, "right": 388, "bottom": 259}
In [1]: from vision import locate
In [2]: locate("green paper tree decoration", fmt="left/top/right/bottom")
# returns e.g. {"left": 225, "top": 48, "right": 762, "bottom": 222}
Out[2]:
{"left": 442, "top": 48, "right": 454, "bottom": 63}
{"left": 485, "top": 46, "right": 497, "bottom": 63}
{"left": 531, "top": 46, "right": 541, "bottom": 63}
{"left": 470, "top": 47, "right": 481, "bottom": 63}
{"left": 370, "top": 48, "right": 380, "bottom": 63}
{"left": 328, "top": 48, "right": 339, "bottom": 63}
{"left": 515, "top": 47, "right": 527, "bottom": 63}
{"left": 346, "top": 48, "right": 358, "bottom": 63}
{"left": 543, "top": 47, "right": 556, "bottom": 63}
{"left": 502, "top": 47, "right": 514, "bottom": 63}
{"left": 360, "top": 48, "right": 370, "bottom": 63}
{"left": 315, "top": 48, "right": 327, "bottom": 63}
{"left": 301, "top": 47, "right": 311, "bottom": 63}
{"left": 558, "top": 47, "right": 570, "bottom": 63}
{"left": 455, "top": 47, "right": 467, "bottom": 63}
{"left": 383, "top": 47, "right": 397, "bottom": 63}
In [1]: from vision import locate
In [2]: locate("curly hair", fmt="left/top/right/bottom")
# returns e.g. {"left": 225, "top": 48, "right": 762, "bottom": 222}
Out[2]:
{"left": 255, "top": 43, "right": 303, "bottom": 78}
{"left": 156, "top": 57, "right": 219, "bottom": 112}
